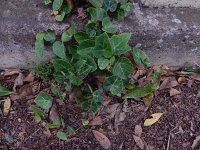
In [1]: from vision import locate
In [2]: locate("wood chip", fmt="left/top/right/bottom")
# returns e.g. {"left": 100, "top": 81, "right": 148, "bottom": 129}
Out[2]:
{"left": 159, "top": 77, "right": 179, "bottom": 90}
{"left": 170, "top": 88, "right": 181, "bottom": 96}
{"left": 89, "top": 116, "right": 103, "bottom": 126}
{"left": 134, "top": 125, "right": 142, "bottom": 137}
{"left": 133, "top": 135, "right": 144, "bottom": 149}
{"left": 3, "top": 97, "right": 11, "bottom": 116}
{"left": 92, "top": 130, "right": 111, "bottom": 150}
{"left": 192, "top": 135, "right": 200, "bottom": 149}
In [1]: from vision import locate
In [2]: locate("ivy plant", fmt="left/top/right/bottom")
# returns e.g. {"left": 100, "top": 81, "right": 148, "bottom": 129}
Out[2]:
{"left": 31, "top": 0, "right": 158, "bottom": 141}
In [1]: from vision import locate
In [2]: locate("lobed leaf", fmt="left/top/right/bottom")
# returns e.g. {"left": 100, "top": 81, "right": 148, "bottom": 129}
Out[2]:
{"left": 132, "top": 48, "right": 150, "bottom": 68}
{"left": 112, "top": 57, "right": 134, "bottom": 79}
{"left": 103, "top": 76, "right": 124, "bottom": 95}
{"left": 34, "top": 92, "right": 53, "bottom": 109}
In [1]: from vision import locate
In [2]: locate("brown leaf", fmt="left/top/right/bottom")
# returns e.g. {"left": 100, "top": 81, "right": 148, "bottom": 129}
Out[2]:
{"left": 143, "top": 93, "right": 154, "bottom": 107}
{"left": 170, "top": 88, "right": 181, "bottom": 96}
{"left": 106, "top": 103, "right": 120, "bottom": 118}
{"left": 134, "top": 125, "right": 142, "bottom": 137}
{"left": 146, "top": 144, "right": 155, "bottom": 150}
{"left": 49, "top": 104, "right": 59, "bottom": 122}
{"left": 3, "top": 69, "right": 20, "bottom": 76}
{"left": 13, "top": 73, "right": 24, "bottom": 92}
{"left": 92, "top": 130, "right": 111, "bottom": 150}
{"left": 192, "top": 135, "right": 200, "bottom": 149}
{"left": 3, "top": 97, "right": 11, "bottom": 116}
{"left": 43, "top": 128, "right": 51, "bottom": 137}
{"left": 23, "top": 72, "right": 35, "bottom": 82}
{"left": 18, "top": 84, "right": 33, "bottom": 98}
{"left": 178, "top": 76, "right": 186, "bottom": 83}
{"left": 189, "top": 73, "right": 200, "bottom": 81}
{"left": 159, "top": 77, "right": 179, "bottom": 90}
{"left": 89, "top": 116, "right": 103, "bottom": 126}
{"left": 133, "top": 135, "right": 144, "bottom": 149}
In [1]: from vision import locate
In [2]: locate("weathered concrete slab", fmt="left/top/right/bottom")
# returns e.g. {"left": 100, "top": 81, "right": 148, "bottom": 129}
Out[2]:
{"left": 0, "top": 1, "right": 200, "bottom": 68}
{"left": 141, "top": 0, "right": 200, "bottom": 8}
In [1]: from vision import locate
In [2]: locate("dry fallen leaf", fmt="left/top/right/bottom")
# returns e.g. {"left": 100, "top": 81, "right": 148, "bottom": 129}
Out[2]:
{"left": 89, "top": 116, "right": 103, "bottom": 126}
{"left": 143, "top": 93, "right": 154, "bottom": 107}
{"left": 106, "top": 103, "right": 120, "bottom": 118}
{"left": 146, "top": 144, "right": 155, "bottom": 150}
{"left": 170, "top": 88, "right": 181, "bottom": 96}
{"left": 192, "top": 135, "right": 200, "bottom": 149}
{"left": 77, "top": 7, "right": 87, "bottom": 19}
{"left": 3, "top": 69, "right": 20, "bottom": 76}
{"left": 144, "top": 113, "right": 163, "bottom": 126}
{"left": 13, "top": 73, "right": 24, "bottom": 92}
{"left": 159, "top": 77, "right": 179, "bottom": 90}
{"left": 23, "top": 72, "right": 35, "bottom": 82}
{"left": 133, "top": 135, "right": 144, "bottom": 149}
{"left": 178, "top": 76, "right": 186, "bottom": 83}
{"left": 43, "top": 128, "right": 51, "bottom": 138}
{"left": 3, "top": 97, "right": 11, "bottom": 116}
{"left": 49, "top": 104, "right": 59, "bottom": 122}
{"left": 92, "top": 130, "right": 111, "bottom": 150}
{"left": 189, "top": 73, "right": 200, "bottom": 81}
{"left": 134, "top": 125, "right": 142, "bottom": 137}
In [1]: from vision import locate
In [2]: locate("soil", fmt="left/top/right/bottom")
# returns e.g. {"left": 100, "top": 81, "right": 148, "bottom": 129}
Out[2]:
{"left": 0, "top": 71, "right": 200, "bottom": 150}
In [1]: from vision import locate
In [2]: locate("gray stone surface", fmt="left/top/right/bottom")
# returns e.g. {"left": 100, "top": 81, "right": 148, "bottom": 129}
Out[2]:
{"left": 0, "top": 0, "right": 200, "bottom": 68}
{"left": 141, "top": 0, "right": 200, "bottom": 8}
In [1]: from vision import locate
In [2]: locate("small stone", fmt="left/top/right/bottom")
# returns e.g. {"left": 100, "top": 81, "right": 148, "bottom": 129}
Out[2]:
{"left": 17, "top": 118, "right": 22, "bottom": 122}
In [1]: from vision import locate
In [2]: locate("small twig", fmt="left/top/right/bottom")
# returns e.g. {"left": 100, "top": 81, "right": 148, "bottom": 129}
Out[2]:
{"left": 17, "top": 128, "right": 41, "bottom": 148}
{"left": 166, "top": 121, "right": 181, "bottom": 150}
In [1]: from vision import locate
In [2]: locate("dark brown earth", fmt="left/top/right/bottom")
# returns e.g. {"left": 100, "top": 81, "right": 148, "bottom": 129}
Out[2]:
{"left": 0, "top": 70, "right": 200, "bottom": 150}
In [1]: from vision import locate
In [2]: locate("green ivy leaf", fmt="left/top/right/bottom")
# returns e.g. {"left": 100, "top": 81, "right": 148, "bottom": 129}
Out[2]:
{"left": 112, "top": 57, "right": 133, "bottom": 79}
{"left": 75, "top": 55, "right": 97, "bottom": 79}
{"left": 94, "top": 33, "right": 112, "bottom": 58}
{"left": 47, "top": 116, "right": 61, "bottom": 128}
{"left": 35, "top": 40, "right": 44, "bottom": 58}
{"left": 44, "top": 29, "right": 56, "bottom": 43}
{"left": 87, "top": 7, "right": 107, "bottom": 22}
{"left": 103, "top": 76, "right": 124, "bottom": 95}
{"left": 74, "top": 32, "right": 90, "bottom": 44}
{"left": 102, "top": 17, "right": 118, "bottom": 33}
{"left": 68, "top": 72, "right": 83, "bottom": 86}
{"left": 88, "top": 0, "right": 103, "bottom": 8}
{"left": 77, "top": 40, "right": 95, "bottom": 55}
{"left": 85, "top": 22, "right": 98, "bottom": 37}
{"left": 52, "top": 41, "right": 66, "bottom": 60}
{"left": 67, "top": 46, "right": 81, "bottom": 60}
{"left": 34, "top": 92, "right": 53, "bottom": 109}
{"left": 31, "top": 106, "right": 46, "bottom": 121}
{"left": 80, "top": 90, "right": 102, "bottom": 112}
{"left": 110, "top": 33, "right": 131, "bottom": 55}
{"left": 53, "top": 59, "right": 74, "bottom": 82}
{"left": 109, "top": 56, "right": 116, "bottom": 66}
{"left": 66, "top": 126, "right": 75, "bottom": 136}
{"left": 123, "top": 67, "right": 163, "bottom": 99}
{"left": 61, "top": 21, "right": 76, "bottom": 42}
{"left": 55, "top": 10, "right": 65, "bottom": 21}
{"left": 117, "top": 2, "right": 132, "bottom": 20}
{"left": 0, "top": 85, "right": 12, "bottom": 97}
{"left": 51, "top": 84, "right": 66, "bottom": 100}
{"left": 56, "top": 131, "right": 68, "bottom": 140}
{"left": 102, "top": 0, "right": 118, "bottom": 12}
{"left": 132, "top": 48, "right": 150, "bottom": 68}
{"left": 98, "top": 58, "right": 110, "bottom": 70}
{"left": 53, "top": 0, "right": 63, "bottom": 11}
{"left": 35, "top": 32, "right": 45, "bottom": 58}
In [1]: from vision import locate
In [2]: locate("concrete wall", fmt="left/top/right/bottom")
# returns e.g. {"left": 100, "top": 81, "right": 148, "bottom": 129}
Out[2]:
{"left": 141, "top": 0, "right": 200, "bottom": 8}
{"left": 0, "top": 0, "right": 200, "bottom": 68}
